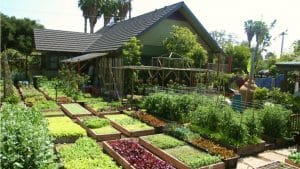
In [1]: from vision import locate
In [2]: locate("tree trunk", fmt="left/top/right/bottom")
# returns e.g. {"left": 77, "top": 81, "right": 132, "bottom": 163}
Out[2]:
{"left": 1, "top": 52, "right": 14, "bottom": 98}
{"left": 84, "top": 16, "right": 87, "bottom": 33}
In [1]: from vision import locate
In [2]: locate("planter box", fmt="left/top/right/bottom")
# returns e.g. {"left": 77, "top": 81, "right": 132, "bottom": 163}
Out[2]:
{"left": 75, "top": 117, "right": 121, "bottom": 141}
{"left": 285, "top": 159, "right": 300, "bottom": 168}
{"left": 109, "top": 120, "right": 155, "bottom": 137}
{"left": 84, "top": 105, "right": 120, "bottom": 117}
{"left": 262, "top": 135, "right": 294, "bottom": 149}
{"left": 102, "top": 140, "right": 136, "bottom": 169}
{"left": 61, "top": 104, "right": 92, "bottom": 118}
{"left": 186, "top": 140, "right": 239, "bottom": 169}
{"left": 139, "top": 138, "right": 225, "bottom": 169}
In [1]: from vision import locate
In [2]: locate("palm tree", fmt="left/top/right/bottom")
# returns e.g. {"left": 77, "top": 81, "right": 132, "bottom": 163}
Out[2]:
{"left": 78, "top": 0, "right": 103, "bottom": 33}
{"left": 78, "top": 0, "right": 89, "bottom": 33}
{"left": 244, "top": 20, "right": 255, "bottom": 48}
{"left": 103, "top": 0, "right": 119, "bottom": 26}
{"left": 117, "top": 0, "right": 131, "bottom": 21}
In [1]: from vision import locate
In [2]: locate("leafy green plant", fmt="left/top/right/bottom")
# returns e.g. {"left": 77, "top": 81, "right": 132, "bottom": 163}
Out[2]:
{"left": 254, "top": 87, "right": 269, "bottom": 101}
{"left": 288, "top": 151, "right": 300, "bottom": 165}
{"left": 258, "top": 104, "right": 292, "bottom": 138}
{"left": 92, "top": 126, "right": 120, "bottom": 134}
{"left": 82, "top": 116, "right": 110, "bottom": 129}
{"left": 0, "top": 104, "right": 57, "bottom": 169}
{"left": 47, "top": 117, "right": 86, "bottom": 138}
{"left": 105, "top": 114, "right": 154, "bottom": 131}
{"left": 59, "top": 137, "right": 120, "bottom": 169}
{"left": 32, "top": 100, "right": 60, "bottom": 111}
{"left": 142, "top": 134, "right": 186, "bottom": 149}
{"left": 164, "top": 123, "right": 199, "bottom": 142}
{"left": 165, "top": 145, "right": 220, "bottom": 169}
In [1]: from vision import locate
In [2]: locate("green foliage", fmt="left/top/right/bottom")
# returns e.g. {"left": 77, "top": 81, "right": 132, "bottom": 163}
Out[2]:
{"left": 224, "top": 44, "right": 251, "bottom": 73}
{"left": 163, "top": 25, "right": 207, "bottom": 67}
{"left": 47, "top": 117, "right": 86, "bottom": 138}
{"left": 92, "top": 126, "right": 120, "bottom": 134}
{"left": 165, "top": 145, "right": 220, "bottom": 168}
{"left": 122, "top": 37, "right": 142, "bottom": 66}
{"left": 292, "top": 40, "right": 300, "bottom": 55}
{"left": 31, "top": 100, "right": 60, "bottom": 111}
{"left": 142, "top": 92, "right": 203, "bottom": 122}
{"left": 258, "top": 104, "right": 292, "bottom": 138}
{"left": 164, "top": 123, "right": 200, "bottom": 142}
{"left": 142, "top": 134, "right": 186, "bottom": 149}
{"left": 82, "top": 117, "right": 110, "bottom": 129}
{"left": 0, "top": 104, "right": 57, "bottom": 169}
{"left": 243, "top": 109, "right": 263, "bottom": 138}
{"left": 288, "top": 151, "right": 300, "bottom": 165}
{"left": 254, "top": 87, "right": 269, "bottom": 101}
{"left": 59, "top": 137, "right": 120, "bottom": 169}
{"left": 1, "top": 13, "right": 44, "bottom": 54}
{"left": 58, "top": 65, "right": 89, "bottom": 101}
{"left": 105, "top": 114, "right": 153, "bottom": 131}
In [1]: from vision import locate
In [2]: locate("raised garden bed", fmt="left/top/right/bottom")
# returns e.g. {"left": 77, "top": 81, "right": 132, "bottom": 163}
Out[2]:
{"left": 76, "top": 116, "right": 121, "bottom": 141}
{"left": 190, "top": 138, "right": 239, "bottom": 169}
{"left": 42, "top": 110, "right": 65, "bottom": 117}
{"left": 57, "top": 137, "right": 120, "bottom": 169}
{"left": 104, "top": 114, "right": 155, "bottom": 137}
{"left": 84, "top": 104, "right": 120, "bottom": 117}
{"left": 103, "top": 139, "right": 175, "bottom": 169}
{"left": 46, "top": 116, "right": 86, "bottom": 143}
{"left": 31, "top": 100, "right": 60, "bottom": 112}
{"left": 61, "top": 103, "right": 92, "bottom": 118}
{"left": 140, "top": 134, "right": 224, "bottom": 169}
{"left": 123, "top": 110, "right": 166, "bottom": 132}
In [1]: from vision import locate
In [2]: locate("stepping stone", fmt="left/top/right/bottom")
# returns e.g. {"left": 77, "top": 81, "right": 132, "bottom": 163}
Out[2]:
{"left": 236, "top": 159, "right": 254, "bottom": 169}
{"left": 258, "top": 151, "right": 286, "bottom": 162}
{"left": 239, "top": 156, "right": 272, "bottom": 168}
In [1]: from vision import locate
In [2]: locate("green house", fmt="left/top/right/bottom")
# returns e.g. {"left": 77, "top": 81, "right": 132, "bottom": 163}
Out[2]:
{"left": 34, "top": 1, "right": 224, "bottom": 95}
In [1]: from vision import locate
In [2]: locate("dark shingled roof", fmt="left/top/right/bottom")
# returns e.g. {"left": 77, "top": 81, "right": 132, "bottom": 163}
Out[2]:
{"left": 34, "top": 29, "right": 101, "bottom": 52}
{"left": 34, "top": 1, "right": 222, "bottom": 53}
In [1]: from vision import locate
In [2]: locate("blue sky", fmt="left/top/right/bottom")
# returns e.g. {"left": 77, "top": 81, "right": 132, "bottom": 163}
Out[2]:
{"left": 1, "top": 0, "right": 300, "bottom": 55}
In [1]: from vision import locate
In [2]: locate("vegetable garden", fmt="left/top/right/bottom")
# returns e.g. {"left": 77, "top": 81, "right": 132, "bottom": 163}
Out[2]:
{"left": 1, "top": 76, "right": 299, "bottom": 169}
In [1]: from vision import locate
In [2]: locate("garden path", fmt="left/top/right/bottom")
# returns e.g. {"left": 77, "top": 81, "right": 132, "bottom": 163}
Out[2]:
{"left": 237, "top": 147, "right": 297, "bottom": 169}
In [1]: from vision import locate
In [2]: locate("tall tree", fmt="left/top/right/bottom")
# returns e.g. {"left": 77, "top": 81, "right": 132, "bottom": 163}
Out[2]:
{"left": 163, "top": 25, "right": 207, "bottom": 67}
{"left": 1, "top": 51, "right": 14, "bottom": 98}
{"left": 210, "top": 30, "right": 237, "bottom": 49}
{"left": 1, "top": 13, "right": 43, "bottom": 54}
{"left": 103, "top": 0, "right": 119, "bottom": 25}
{"left": 225, "top": 44, "right": 251, "bottom": 73}
{"left": 293, "top": 40, "right": 300, "bottom": 55}
{"left": 78, "top": 0, "right": 103, "bottom": 33}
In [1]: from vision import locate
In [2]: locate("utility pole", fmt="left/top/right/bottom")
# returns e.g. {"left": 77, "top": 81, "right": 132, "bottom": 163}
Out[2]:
{"left": 280, "top": 30, "right": 287, "bottom": 57}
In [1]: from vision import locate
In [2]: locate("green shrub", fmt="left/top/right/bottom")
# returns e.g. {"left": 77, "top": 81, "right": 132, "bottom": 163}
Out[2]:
{"left": 47, "top": 117, "right": 86, "bottom": 138}
{"left": 254, "top": 87, "right": 269, "bottom": 101}
{"left": 142, "top": 134, "right": 186, "bottom": 149}
{"left": 243, "top": 109, "right": 263, "bottom": 138}
{"left": 142, "top": 92, "right": 207, "bottom": 122}
{"left": 82, "top": 117, "right": 110, "bottom": 129}
{"left": 259, "top": 104, "right": 292, "bottom": 138}
{"left": 165, "top": 145, "right": 220, "bottom": 168}
{"left": 190, "top": 105, "right": 221, "bottom": 131}
{"left": 59, "top": 137, "right": 120, "bottom": 169}
{"left": 0, "top": 104, "right": 57, "bottom": 169}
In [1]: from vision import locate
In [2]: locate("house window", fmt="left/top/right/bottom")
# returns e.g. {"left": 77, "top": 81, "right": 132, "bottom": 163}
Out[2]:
{"left": 49, "top": 56, "right": 58, "bottom": 70}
